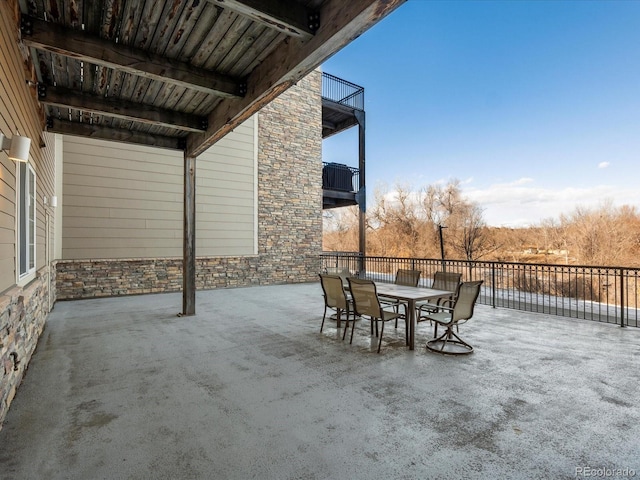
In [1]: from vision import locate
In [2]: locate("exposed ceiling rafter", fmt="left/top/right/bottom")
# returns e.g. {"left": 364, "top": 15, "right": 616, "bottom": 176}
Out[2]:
{"left": 47, "top": 118, "right": 183, "bottom": 150}
{"left": 39, "top": 85, "right": 207, "bottom": 133}
{"left": 20, "top": 15, "right": 245, "bottom": 98}
{"left": 207, "top": 0, "right": 320, "bottom": 39}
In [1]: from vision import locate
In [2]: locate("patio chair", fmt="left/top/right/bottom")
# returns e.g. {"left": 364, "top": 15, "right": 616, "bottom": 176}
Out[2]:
{"left": 347, "top": 277, "right": 403, "bottom": 353}
{"left": 423, "top": 280, "right": 483, "bottom": 355}
{"left": 325, "top": 266, "right": 353, "bottom": 286}
{"left": 319, "top": 274, "right": 355, "bottom": 340}
{"left": 379, "top": 269, "right": 420, "bottom": 329}
{"left": 416, "top": 271, "right": 462, "bottom": 332}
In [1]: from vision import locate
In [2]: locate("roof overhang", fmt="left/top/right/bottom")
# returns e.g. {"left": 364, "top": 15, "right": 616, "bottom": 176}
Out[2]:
{"left": 16, "top": 0, "right": 406, "bottom": 155}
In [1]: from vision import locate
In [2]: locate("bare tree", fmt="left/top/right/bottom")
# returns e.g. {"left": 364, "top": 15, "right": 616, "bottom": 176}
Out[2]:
{"left": 323, "top": 206, "right": 359, "bottom": 252}
{"left": 455, "top": 204, "right": 497, "bottom": 262}
{"left": 369, "top": 183, "right": 430, "bottom": 257}
{"left": 323, "top": 181, "right": 640, "bottom": 271}
{"left": 560, "top": 201, "right": 640, "bottom": 266}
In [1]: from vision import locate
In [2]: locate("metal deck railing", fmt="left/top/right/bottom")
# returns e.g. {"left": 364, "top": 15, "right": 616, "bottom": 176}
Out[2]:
{"left": 322, "top": 162, "right": 359, "bottom": 193}
{"left": 320, "top": 253, "right": 640, "bottom": 327}
{"left": 321, "top": 72, "right": 364, "bottom": 111}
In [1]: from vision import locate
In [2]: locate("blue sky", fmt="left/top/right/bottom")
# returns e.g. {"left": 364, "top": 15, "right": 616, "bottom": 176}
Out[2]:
{"left": 321, "top": 0, "right": 640, "bottom": 227}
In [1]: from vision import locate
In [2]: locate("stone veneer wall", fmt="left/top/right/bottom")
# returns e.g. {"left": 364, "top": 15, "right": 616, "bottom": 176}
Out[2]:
{"left": 56, "top": 70, "right": 323, "bottom": 300}
{"left": 54, "top": 257, "right": 267, "bottom": 298}
{"left": 0, "top": 267, "right": 54, "bottom": 424}
{"left": 256, "top": 70, "right": 323, "bottom": 282}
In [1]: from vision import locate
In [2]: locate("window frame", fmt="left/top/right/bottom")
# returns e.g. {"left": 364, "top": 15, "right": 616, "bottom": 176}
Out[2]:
{"left": 17, "top": 161, "right": 36, "bottom": 283}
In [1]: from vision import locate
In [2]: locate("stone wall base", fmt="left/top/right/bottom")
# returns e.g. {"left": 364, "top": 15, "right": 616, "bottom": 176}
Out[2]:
{"left": 55, "top": 256, "right": 322, "bottom": 300}
{"left": 0, "top": 267, "right": 53, "bottom": 426}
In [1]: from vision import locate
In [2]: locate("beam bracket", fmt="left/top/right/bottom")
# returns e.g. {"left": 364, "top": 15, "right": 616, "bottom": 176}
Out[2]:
{"left": 308, "top": 12, "right": 321, "bottom": 32}
{"left": 20, "top": 16, "right": 33, "bottom": 36}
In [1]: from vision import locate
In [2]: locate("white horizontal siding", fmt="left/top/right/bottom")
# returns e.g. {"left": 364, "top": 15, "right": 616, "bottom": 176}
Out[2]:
{"left": 62, "top": 118, "right": 257, "bottom": 260}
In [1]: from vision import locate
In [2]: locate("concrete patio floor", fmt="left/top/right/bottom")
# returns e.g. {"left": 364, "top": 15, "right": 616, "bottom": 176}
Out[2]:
{"left": 1, "top": 282, "right": 639, "bottom": 479}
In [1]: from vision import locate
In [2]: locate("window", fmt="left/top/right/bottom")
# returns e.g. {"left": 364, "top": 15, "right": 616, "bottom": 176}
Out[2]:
{"left": 18, "top": 162, "right": 36, "bottom": 279}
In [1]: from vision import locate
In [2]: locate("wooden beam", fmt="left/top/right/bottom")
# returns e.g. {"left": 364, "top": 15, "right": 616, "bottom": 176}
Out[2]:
{"left": 187, "top": 0, "right": 406, "bottom": 157}
{"left": 208, "top": 0, "right": 319, "bottom": 39}
{"left": 47, "top": 118, "right": 183, "bottom": 150}
{"left": 21, "top": 15, "right": 243, "bottom": 98}
{"left": 182, "top": 154, "right": 197, "bottom": 316}
{"left": 39, "top": 85, "right": 207, "bottom": 133}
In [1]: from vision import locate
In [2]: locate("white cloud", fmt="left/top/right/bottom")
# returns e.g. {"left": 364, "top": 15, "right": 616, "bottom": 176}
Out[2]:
{"left": 511, "top": 177, "right": 534, "bottom": 186}
{"left": 598, "top": 162, "right": 610, "bottom": 169}
{"left": 374, "top": 178, "right": 640, "bottom": 229}
{"left": 462, "top": 179, "right": 640, "bottom": 227}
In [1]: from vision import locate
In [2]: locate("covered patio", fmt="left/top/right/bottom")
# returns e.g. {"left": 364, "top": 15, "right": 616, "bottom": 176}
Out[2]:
{"left": 1, "top": 282, "right": 638, "bottom": 479}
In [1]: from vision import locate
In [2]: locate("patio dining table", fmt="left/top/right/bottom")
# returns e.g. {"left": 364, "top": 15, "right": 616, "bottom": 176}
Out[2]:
{"left": 374, "top": 283, "right": 454, "bottom": 350}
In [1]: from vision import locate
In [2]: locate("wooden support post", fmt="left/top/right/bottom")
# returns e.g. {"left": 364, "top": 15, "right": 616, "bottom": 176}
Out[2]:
{"left": 182, "top": 153, "right": 196, "bottom": 316}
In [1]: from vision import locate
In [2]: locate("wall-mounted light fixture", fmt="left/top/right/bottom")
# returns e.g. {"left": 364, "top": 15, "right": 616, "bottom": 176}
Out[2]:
{"left": 0, "top": 133, "right": 31, "bottom": 162}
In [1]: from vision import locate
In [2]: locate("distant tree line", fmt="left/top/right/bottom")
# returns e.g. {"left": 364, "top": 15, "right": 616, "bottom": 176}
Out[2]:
{"left": 323, "top": 180, "right": 640, "bottom": 268}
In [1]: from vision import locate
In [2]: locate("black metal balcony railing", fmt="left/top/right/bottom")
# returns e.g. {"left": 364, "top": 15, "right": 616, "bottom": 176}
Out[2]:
{"left": 320, "top": 253, "right": 640, "bottom": 328}
{"left": 322, "top": 162, "right": 359, "bottom": 193}
{"left": 322, "top": 72, "right": 364, "bottom": 111}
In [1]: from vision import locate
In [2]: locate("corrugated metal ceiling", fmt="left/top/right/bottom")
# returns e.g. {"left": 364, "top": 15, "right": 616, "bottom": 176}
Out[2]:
{"left": 15, "top": 0, "right": 405, "bottom": 155}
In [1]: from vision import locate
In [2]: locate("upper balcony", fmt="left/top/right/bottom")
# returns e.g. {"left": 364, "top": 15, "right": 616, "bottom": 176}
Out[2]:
{"left": 321, "top": 72, "right": 364, "bottom": 139}
{"left": 322, "top": 162, "right": 360, "bottom": 209}
{"left": 321, "top": 73, "right": 364, "bottom": 210}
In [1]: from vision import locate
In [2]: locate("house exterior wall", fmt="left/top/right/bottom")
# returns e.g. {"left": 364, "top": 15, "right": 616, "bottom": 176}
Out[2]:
{"left": 1, "top": 2, "right": 57, "bottom": 426}
{"left": 56, "top": 70, "right": 323, "bottom": 299}
{"left": 60, "top": 119, "right": 257, "bottom": 259}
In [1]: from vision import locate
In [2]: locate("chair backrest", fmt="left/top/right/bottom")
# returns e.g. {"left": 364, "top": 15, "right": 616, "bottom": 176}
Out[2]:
{"left": 395, "top": 269, "right": 420, "bottom": 287}
{"left": 319, "top": 274, "right": 348, "bottom": 310}
{"left": 347, "top": 277, "right": 381, "bottom": 318}
{"left": 326, "top": 267, "right": 352, "bottom": 285}
{"left": 452, "top": 280, "right": 483, "bottom": 323}
{"left": 432, "top": 271, "right": 462, "bottom": 293}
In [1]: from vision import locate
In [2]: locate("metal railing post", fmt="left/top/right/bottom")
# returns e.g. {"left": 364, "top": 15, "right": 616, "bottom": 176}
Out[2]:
{"left": 620, "top": 267, "right": 626, "bottom": 328}
{"left": 491, "top": 262, "right": 497, "bottom": 308}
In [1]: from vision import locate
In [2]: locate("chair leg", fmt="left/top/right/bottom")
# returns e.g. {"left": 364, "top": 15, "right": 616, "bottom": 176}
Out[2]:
{"left": 350, "top": 314, "right": 357, "bottom": 344}
{"left": 426, "top": 325, "right": 473, "bottom": 355}
{"left": 394, "top": 302, "right": 399, "bottom": 328}
{"left": 377, "top": 320, "right": 385, "bottom": 353}
{"left": 342, "top": 307, "right": 351, "bottom": 341}
{"left": 320, "top": 305, "right": 327, "bottom": 332}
